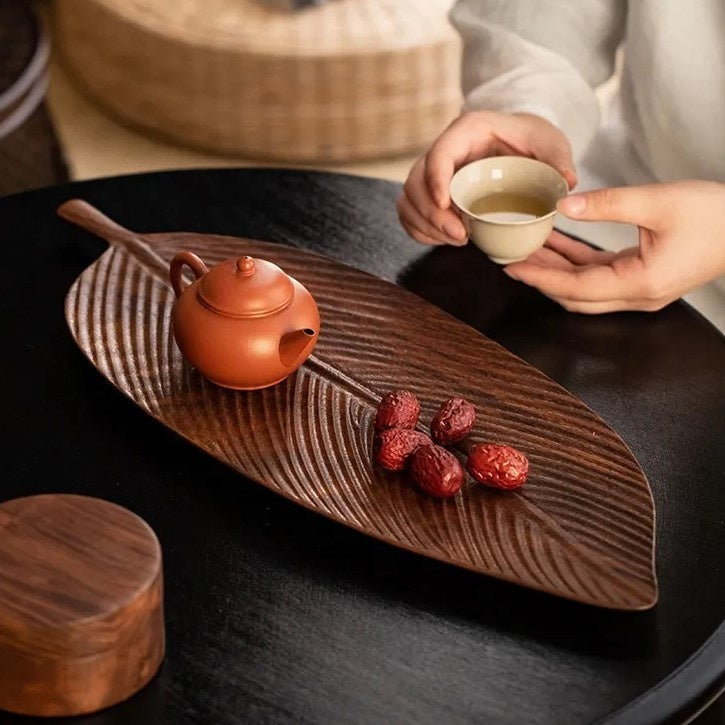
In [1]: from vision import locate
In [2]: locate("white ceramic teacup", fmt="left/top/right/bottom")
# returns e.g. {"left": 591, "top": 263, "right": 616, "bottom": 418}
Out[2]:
{"left": 449, "top": 156, "right": 568, "bottom": 264}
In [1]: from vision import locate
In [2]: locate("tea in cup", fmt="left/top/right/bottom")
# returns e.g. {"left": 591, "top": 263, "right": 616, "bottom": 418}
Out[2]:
{"left": 449, "top": 156, "right": 568, "bottom": 264}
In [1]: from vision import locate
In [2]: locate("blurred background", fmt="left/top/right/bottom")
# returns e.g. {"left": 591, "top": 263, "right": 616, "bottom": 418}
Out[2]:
{"left": 1, "top": 0, "right": 462, "bottom": 196}
{"left": 3, "top": 0, "right": 619, "bottom": 196}
{"left": 15, "top": 0, "right": 722, "bottom": 335}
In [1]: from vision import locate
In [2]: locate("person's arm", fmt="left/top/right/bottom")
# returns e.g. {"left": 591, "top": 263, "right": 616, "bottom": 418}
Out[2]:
{"left": 450, "top": 0, "right": 626, "bottom": 160}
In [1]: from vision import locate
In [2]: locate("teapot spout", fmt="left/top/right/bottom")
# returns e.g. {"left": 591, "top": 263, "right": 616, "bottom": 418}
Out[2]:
{"left": 279, "top": 328, "right": 317, "bottom": 367}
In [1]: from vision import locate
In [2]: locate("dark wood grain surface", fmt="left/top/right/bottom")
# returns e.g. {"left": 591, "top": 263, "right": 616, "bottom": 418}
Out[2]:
{"left": 0, "top": 169, "right": 723, "bottom": 724}
{"left": 0, "top": 494, "right": 164, "bottom": 717}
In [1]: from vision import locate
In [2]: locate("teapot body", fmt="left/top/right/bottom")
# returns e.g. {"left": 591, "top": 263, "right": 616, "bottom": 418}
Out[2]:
{"left": 170, "top": 253, "right": 319, "bottom": 390}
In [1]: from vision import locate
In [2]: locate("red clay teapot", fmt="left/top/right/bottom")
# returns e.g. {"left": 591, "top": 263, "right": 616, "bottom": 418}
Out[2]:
{"left": 170, "top": 251, "right": 319, "bottom": 390}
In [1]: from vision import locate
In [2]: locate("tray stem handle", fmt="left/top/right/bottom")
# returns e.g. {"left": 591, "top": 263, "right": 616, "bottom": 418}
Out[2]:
{"left": 58, "top": 199, "right": 169, "bottom": 281}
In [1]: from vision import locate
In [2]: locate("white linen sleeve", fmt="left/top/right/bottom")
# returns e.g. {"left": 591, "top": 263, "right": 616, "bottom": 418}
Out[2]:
{"left": 449, "top": 0, "right": 626, "bottom": 160}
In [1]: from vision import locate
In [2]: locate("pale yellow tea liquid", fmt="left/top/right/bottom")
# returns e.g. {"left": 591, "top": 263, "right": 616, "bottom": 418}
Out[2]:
{"left": 469, "top": 192, "right": 551, "bottom": 223}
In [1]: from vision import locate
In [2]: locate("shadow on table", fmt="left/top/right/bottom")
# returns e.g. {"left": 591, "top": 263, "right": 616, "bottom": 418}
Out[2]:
{"left": 163, "top": 442, "right": 662, "bottom": 665}
{"left": 396, "top": 242, "right": 717, "bottom": 392}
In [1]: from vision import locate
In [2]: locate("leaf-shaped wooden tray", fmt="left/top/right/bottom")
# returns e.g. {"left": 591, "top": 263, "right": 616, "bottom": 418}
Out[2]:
{"left": 59, "top": 200, "right": 657, "bottom": 610}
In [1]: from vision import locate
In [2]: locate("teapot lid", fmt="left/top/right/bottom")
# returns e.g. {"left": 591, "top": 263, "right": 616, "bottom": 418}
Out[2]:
{"left": 198, "top": 256, "right": 294, "bottom": 317}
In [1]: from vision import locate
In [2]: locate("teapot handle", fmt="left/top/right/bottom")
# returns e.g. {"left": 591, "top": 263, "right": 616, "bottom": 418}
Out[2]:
{"left": 170, "top": 252, "right": 209, "bottom": 298}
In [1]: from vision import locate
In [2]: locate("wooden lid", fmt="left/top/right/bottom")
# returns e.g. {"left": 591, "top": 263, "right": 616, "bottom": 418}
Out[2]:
{"left": 198, "top": 256, "right": 294, "bottom": 317}
{"left": 0, "top": 494, "right": 164, "bottom": 716}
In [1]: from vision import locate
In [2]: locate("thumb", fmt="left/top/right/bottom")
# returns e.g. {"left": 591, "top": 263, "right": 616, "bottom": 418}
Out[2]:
{"left": 557, "top": 185, "right": 664, "bottom": 229}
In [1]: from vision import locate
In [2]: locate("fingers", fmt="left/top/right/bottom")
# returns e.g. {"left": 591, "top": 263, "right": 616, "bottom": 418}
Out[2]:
{"left": 543, "top": 231, "right": 618, "bottom": 265}
{"left": 422, "top": 111, "right": 578, "bottom": 213}
{"left": 399, "top": 158, "right": 467, "bottom": 245}
{"left": 400, "top": 110, "right": 583, "bottom": 248}
{"left": 396, "top": 194, "right": 457, "bottom": 245}
{"left": 557, "top": 185, "right": 667, "bottom": 229}
{"left": 524, "top": 246, "right": 576, "bottom": 271}
{"left": 424, "top": 142, "right": 456, "bottom": 210}
{"left": 399, "top": 224, "right": 448, "bottom": 246}
{"left": 549, "top": 298, "right": 631, "bottom": 314}
{"left": 549, "top": 294, "right": 671, "bottom": 313}
{"left": 504, "top": 247, "right": 674, "bottom": 313}
{"left": 424, "top": 116, "right": 494, "bottom": 208}
{"left": 503, "top": 256, "right": 644, "bottom": 302}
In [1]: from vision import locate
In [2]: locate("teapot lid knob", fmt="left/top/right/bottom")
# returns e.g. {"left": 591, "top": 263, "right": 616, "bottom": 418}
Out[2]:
{"left": 198, "top": 255, "right": 294, "bottom": 317}
{"left": 236, "top": 256, "right": 255, "bottom": 275}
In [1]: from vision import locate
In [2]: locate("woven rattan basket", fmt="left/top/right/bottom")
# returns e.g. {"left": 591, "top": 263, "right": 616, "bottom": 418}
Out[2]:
{"left": 54, "top": 0, "right": 461, "bottom": 162}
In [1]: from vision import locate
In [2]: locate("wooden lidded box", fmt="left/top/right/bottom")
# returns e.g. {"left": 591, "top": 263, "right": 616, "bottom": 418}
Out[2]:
{"left": 0, "top": 494, "right": 164, "bottom": 717}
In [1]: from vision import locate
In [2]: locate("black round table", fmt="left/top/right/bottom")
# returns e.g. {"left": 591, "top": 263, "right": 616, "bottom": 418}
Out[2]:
{"left": 1, "top": 169, "right": 724, "bottom": 725}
